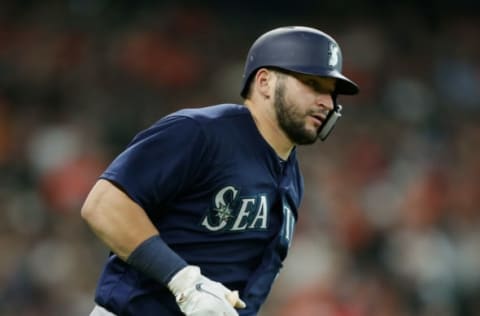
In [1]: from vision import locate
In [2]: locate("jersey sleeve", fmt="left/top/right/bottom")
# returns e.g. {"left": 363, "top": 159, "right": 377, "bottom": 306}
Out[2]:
{"left": 100, "top": 115, "right": 207, "bottom": 214}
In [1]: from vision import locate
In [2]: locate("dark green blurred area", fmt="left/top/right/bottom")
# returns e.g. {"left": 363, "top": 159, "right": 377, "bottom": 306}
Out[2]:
{"left": 0, "top": 1, "right": 479, "bottom": 316}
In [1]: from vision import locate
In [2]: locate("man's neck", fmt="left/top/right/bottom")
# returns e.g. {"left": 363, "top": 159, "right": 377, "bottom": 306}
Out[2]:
{"left": 244, "top": 99, "right": 294, "bottom": 160}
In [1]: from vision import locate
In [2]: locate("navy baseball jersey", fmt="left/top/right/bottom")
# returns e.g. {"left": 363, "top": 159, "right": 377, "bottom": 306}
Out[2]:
{"left": 94, "top": 104, "right": 304, "bottom": 316}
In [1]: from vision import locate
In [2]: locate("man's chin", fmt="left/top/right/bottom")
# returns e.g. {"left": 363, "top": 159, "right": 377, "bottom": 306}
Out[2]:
{"left": 291, "top": 131, "right": 318, "bottom": 145}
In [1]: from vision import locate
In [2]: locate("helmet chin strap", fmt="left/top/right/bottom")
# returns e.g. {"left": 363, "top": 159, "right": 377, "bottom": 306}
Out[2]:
{"left": 318, "top": 104, "right": 342, "bottom": 141}
{"left": 318, "top": 94, "right": 342, "bottom": 141}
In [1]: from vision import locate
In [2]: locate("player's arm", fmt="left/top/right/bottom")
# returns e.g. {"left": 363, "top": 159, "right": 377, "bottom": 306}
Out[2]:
{"left": 81, "top": 179, "right": 158, "bottom": 260}
{"left": 81, "top": 179, "right": 246, "bottom": 315}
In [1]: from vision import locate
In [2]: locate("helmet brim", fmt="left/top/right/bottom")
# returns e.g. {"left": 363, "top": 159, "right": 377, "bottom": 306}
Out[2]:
{"left": 293, "top": 67, "right": 359, "bottom": 95}
{"left": 334, "top": 73, "right": 359, "bottom": 95}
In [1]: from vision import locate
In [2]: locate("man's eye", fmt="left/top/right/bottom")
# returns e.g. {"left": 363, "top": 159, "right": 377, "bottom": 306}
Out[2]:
{"left": 304, "top": 79, "right": 317, "bottom": 88}
{"left": 308, "top": 80, "right": 324, "bottom": 91}
{"left": 299, "top": 76, "right": 333, "bottom": 93}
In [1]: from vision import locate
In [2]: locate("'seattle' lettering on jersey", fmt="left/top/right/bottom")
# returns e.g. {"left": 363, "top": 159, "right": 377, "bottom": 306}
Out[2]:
{"left": 95, "top": 104, "right": 304, "bottom": 316}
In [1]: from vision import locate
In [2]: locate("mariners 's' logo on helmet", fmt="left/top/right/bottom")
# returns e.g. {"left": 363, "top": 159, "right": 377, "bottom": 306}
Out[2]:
{"left": 328, "top": 43, "right": 339, "bottom": 68}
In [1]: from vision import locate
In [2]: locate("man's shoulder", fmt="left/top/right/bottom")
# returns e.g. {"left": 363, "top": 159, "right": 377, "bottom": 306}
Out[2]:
{"left": 136, "top": 104, "right": 251, "bottom": 143}
{"left": 171, "top": 103, "right": 249, "bottom": 123}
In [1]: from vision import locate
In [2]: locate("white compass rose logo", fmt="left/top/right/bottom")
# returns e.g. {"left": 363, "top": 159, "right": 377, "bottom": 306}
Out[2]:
{"left": 328, "top": 43, "right": 339, "bottom": 68}
{"left": 214, "top": 202, "right": 233, "bottom": 223}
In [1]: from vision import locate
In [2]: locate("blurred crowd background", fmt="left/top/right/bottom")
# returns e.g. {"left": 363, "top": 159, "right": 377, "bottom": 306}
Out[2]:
{"left": 0, "top": 1, "right": 479, "bottom": 315}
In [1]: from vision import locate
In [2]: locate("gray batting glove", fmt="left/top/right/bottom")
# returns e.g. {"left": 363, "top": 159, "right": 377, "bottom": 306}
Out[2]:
{"left": 168, "top": 266, "right": 246, "bottom": 316}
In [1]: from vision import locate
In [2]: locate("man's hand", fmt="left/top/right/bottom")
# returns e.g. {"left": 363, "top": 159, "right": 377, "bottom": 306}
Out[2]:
{"left": 168, "top": 266, "right": 246, "bottom": 316}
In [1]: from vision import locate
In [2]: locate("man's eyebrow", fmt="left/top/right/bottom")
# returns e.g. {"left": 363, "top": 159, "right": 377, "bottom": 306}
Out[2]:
{"left": 299, "top": 76, "right": 335, "bottom": 92}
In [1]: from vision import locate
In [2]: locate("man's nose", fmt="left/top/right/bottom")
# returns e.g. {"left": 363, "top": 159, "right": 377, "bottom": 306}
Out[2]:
{"left": 316, "top": 93, "right": 334, "bottom": 111}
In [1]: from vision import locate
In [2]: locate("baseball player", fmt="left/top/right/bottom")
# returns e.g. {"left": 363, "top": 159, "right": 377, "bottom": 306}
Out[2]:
{"left": 81, "top": 26, "right": 359, "bottom": 316}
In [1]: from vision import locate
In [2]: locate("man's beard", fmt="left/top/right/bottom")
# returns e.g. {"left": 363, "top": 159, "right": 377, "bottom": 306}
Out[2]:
{"left": 274, "top": 81, "right": 320, "bottom": 145}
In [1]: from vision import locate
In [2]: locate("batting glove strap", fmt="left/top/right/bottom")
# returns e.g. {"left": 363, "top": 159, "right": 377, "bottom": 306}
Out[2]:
{"left": 168, "top": 266, "right": 246, "bottom": 316}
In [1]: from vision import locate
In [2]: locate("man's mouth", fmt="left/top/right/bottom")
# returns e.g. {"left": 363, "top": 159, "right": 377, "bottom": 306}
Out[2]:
{"left": 310, "top": 113, "right": 325, "bottom": 124}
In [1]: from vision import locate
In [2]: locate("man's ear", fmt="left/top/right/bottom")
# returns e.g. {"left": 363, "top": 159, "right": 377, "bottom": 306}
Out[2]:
{"left": 253, "top": 68, "right": 274, "bottom": 99}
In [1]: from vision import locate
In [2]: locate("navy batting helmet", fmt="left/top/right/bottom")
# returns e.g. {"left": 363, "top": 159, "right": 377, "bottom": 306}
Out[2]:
{"left": 240, "top": 26, "right": 359, "bottom": 98}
